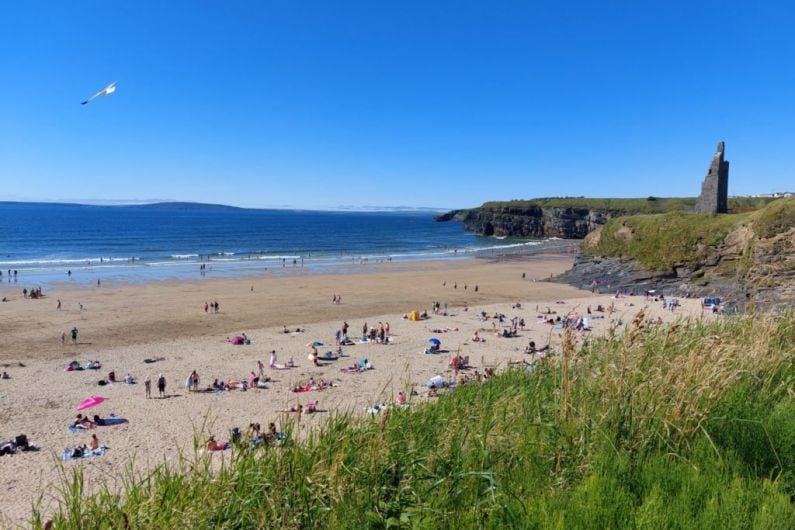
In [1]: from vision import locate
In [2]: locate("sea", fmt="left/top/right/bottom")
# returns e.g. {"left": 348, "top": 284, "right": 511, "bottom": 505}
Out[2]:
{"left": 0, "top": 202, "right": 545, "bottom": 286}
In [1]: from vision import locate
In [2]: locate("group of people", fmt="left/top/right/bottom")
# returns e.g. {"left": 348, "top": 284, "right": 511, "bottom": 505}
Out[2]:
{"left": 143, "top": 374, "right": 167, "bottom": 398}
{"left": 22, "top": 287, "right": 44, "bottom": 299}
{"left": 291, "top": 377, "right": 333, "bottom": 393}
{"left": 204, "top": 301, "right": 220, "bottom": 313}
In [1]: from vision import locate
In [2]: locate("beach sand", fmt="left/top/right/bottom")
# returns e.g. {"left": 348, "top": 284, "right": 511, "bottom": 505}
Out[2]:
{"left": 0, "top": 256, "right": 708, "bottom": 524}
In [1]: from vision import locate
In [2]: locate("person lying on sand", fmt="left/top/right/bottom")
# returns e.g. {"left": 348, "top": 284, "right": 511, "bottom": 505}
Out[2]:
{"left": 525, "top": 341, "right": 549, "bottom": 354}
{"left": 206, "top": 436, "right": 229, "bottom": 452}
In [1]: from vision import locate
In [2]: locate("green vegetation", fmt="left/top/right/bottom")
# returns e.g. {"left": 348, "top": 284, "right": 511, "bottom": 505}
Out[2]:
{"left": 35, "top": 311, "right": 795, "bottom": 529}
{"left": 585, "top": 198, "right": 794, "bottom": 270}
{"left": 477, "top": 196, "right": 778, "bottom": 215}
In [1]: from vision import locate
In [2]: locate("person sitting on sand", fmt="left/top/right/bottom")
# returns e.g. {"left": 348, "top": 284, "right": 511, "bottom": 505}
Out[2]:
{"left": 395, "top": 391, "right": 406, "bottom": 405}
{"left": 73, "top": 414, "right": 94, "bottom": 430}
{"left": 123, "top": 373, "right": 134, "bottom": 384}
{"left": 308, "top": 351, "right": 319, "bottom": 366}
{"left": 248, "top": 371, "right": 259, "bottom": 387}
{"left": 471, "top": 331, "right": 482, "bottom": 342}
{"left": 287, "top": 357, "right": 296, "bottom": 368}
{"left": 1, "top": 371, "right": 9, "bottom": 379}
{"left": 248, "top": 423, "right": 262, "bottom": 440}
{"left": 267, "top": 422, "right": 278, "bottom": 440}
{"left": 107, "top": 371, "right": 116, "bottom": 383}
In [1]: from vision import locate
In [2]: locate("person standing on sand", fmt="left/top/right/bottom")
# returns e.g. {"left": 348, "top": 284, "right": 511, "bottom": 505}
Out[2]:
{"left": 157, "top": 373, "right": 166, "bottom": 397}
{"left": 144, "top": 375, "right": 151, "bottom": 399}
{"left": 57, "top": 299, "right": 61, "bottom": 309}
{"left": 204, "top": 302, "right": 208, "bottom": 313}
{"left": 257, "top": 360, "right": 265, "bottom": 379}
{"left": 71, "top": 327, "right": 78, "bottom": 344}
{"left": 61, "top": 332, "right": 66, "bottom": 344}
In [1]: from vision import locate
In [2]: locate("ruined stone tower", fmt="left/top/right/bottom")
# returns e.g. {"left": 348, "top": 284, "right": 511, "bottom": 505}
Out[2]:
{"left": 695, "top": 141, "right": 729, "bottom": 214}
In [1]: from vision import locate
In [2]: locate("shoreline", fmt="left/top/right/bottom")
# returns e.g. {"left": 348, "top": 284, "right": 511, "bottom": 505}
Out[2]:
{"left": 0, "top": 238, "right": 571, "bottom": 290}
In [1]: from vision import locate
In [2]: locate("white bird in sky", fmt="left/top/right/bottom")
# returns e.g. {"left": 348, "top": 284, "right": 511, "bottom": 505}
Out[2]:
{"left": 81, "top": 81, "right": 117, "bottom": 105}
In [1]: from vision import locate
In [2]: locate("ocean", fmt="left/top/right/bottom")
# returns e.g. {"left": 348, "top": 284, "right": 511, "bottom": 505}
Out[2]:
{"left": 0, "top": 202, "right": 543, "bottom": 286}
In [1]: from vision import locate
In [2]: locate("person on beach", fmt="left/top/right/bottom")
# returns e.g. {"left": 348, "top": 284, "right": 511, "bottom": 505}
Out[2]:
{"left": 144, "top": 375, "right": 151, "bottom": 398}
{"left": 157, "top": 373, "right": 166, "bottom": 397}
{"left": 269, "top": 350, "right": 277, "bottom": 368}
{"left": 71, "top": 327, "right": 78, "bottom": 344}
{"left": 257, "top": 360, "right": 265, "bottom": 379}
{"left": 204, "top": 302, "right": 208, "bottom": 313}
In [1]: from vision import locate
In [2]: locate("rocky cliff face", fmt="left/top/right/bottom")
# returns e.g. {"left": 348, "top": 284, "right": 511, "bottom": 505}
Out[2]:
{"left": 437, "top": 206, "right": 620, "bottom": 238}
{"left": 554, "top": 221, "right": 795, "bottom": 312}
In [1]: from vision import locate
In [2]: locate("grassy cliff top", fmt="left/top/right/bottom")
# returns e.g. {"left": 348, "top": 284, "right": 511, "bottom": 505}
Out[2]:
{"left": 477, "top": 196, "right": 777, "bottom": 214}
{"left": 583, "top": 197, "right": 795, "bottom": 270}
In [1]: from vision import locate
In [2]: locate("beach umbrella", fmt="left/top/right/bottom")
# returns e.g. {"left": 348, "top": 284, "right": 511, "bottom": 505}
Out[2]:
{"left": 81, "top": 81, "right": 117, "bottom": 105}
{"left": 77, "top": 396, "right": 106, "bottom": 411}
{"left": 428, "top": 338, "right": 441, "bottom": 346}
{"left": 307, "top": 341, "right": 323, "bottom": 348}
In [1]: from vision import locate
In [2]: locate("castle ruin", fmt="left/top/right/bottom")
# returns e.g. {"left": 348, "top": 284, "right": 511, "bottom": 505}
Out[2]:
{"left": 695, "top": 141, "right": 729, "bottom": 214}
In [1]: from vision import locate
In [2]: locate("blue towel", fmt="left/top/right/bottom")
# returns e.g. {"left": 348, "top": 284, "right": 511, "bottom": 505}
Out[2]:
{"left": 61, "top": 446, "right": 108, "bottom": 461}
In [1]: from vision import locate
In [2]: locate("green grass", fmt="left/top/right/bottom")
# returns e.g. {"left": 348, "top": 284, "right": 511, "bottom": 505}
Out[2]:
{"left": 584, "top": 198, "right": 794, "bottom": 270}
{"left": 33, "top": 310, "right": 795, "bottom": 529}
{"left": 477, "top": 196, "right": 778, "bottom": 215}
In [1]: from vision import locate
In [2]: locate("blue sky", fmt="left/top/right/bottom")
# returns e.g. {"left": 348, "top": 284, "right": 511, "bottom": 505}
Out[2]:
{"left": 1, "top": 1, "right": 793, "bottom": 209}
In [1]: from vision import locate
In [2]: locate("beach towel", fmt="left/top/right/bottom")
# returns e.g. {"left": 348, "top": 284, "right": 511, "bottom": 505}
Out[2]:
{"left": 68, "top": 416, "right": 128, "bottom": 432}
{"left": 60, "top": 446, "right": 108, "bottom": 461}
{"left": 292, "top": 386, "right": 313, "bottom": 393}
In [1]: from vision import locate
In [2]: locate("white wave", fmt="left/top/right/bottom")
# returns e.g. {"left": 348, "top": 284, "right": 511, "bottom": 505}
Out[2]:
{"left": 170, "top": 254, "right": 199, "bottom": 259}
{"left": 0, "top": 257, "right": 137, "bottom": 267}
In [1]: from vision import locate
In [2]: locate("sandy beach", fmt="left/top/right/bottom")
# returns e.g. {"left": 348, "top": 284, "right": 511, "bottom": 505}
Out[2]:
{"left": 0, "top": 255, "right": 708, "bottom": 525}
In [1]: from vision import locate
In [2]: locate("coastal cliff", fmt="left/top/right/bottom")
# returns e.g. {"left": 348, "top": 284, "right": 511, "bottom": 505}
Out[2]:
{"left": 438, "top": 206, "right": 612, "bottom": 238}
{"left": 435, "top": 197, "right": 776, "bottom": 239}
{"left": 553, "top": 198, "right": 795, "bottom": 310}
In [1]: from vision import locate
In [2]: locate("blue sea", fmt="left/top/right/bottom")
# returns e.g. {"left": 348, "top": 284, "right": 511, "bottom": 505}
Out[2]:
{"left": 0, "top": 202, "right": 543, "bottom": 286}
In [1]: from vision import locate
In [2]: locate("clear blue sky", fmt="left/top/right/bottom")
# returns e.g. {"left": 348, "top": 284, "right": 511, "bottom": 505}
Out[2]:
{"left": 1, "top": 1, "right": 793, "bottom": 209}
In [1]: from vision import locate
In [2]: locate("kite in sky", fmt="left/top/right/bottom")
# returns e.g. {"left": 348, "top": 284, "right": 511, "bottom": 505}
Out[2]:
{"left": 81, "top": 81, "right": 117, "bottom": 105}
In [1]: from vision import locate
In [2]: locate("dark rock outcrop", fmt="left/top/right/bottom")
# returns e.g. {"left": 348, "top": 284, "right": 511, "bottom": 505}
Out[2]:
{"left": 554, "top": 221, "right": 795, "bottom": 312}
{"left": 438, "top": 206, "right": 622, "bottom": 239}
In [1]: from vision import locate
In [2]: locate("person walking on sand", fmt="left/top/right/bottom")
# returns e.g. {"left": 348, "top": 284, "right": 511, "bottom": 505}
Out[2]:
{"left": 157, "top": 373, "right": 166, "bottom": 397}
{"left": 71, "top": 326, "right": 78, "bottom": 344}
{"left": 204, "top": 302, "right": 208, "bottom": 313}
{"left": 144, "top": 375, "right": 151, "bottom": 399}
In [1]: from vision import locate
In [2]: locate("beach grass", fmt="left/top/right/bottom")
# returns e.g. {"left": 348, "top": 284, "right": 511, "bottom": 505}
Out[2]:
{"left": 33, "top": 310, "right": 795, "bottom": 529}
